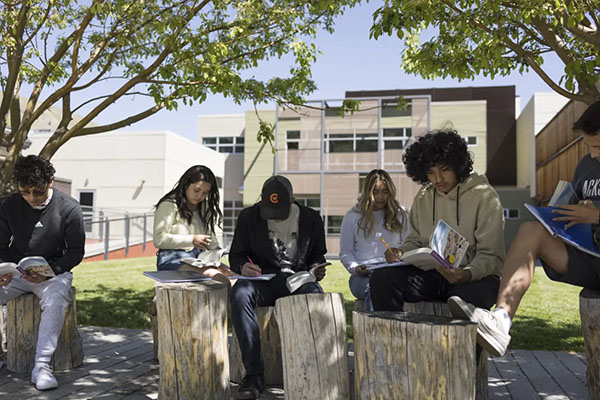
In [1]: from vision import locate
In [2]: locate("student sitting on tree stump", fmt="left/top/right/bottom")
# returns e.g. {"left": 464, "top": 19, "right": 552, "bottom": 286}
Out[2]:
{"left": 229, "top": 175, "right": 327, "bottom": 400}
{"left": 0, "top": 155, "right": 85, "bottom": 391}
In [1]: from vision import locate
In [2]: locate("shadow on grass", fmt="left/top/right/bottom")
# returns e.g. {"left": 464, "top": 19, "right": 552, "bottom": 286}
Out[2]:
{"left": 76, "top": 286, "right": 155, "bottom": 330}
{"left": 510, "top": 314, "right": 584, "bottom": 352}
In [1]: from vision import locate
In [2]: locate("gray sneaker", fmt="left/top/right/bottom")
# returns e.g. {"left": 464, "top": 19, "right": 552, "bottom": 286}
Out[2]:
{"left": 447, "top": 296, "right": 511, "bottom": 357}
{"left": 31, "top": 363, "right": 58, "bottom": 391}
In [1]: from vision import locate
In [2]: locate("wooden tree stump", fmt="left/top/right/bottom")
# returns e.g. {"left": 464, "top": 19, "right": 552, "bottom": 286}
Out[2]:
{"left": 6, "top": 286, "right": 83, "bottom": 373}
{"left": 405, "top": 301, "right": 488, "bottom": 400}
{"left": 229, "top": 306, "right": 283, "bottom": 385}
{"left": 156, "top": 280, "right": 229, "bottom": 400}
{"left": 579, "top": 288, "right": 600, "bottom": 400}
{"left": 148, "top": 297, "right": 158, "bottom": 361}
{"left": 275, "top": 293, "right": 349, "bottom": 400}
{"left": 353, "top": 311, "right": 477, "bottom": 399}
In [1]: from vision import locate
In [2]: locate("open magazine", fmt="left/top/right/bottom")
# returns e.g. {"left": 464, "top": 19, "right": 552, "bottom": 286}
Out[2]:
{"left": 286, "top": 262, "right": 331, "bottom": 293}
{"left": 365, "top": 220, "right": 469, "bottom": 271}
{"left": 525, "top": 203, "right": 600, "bottom": 257}
{"left": 180, "top": 248, "right": 229, "bottom": 268}
{"left": 0, "top": 256, "right": 55, "bottom": 278}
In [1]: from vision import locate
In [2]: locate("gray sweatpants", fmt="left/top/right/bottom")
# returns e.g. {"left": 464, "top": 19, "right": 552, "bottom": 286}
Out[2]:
{"left": 0, "top": 272, "right": 72, "bottom": 365}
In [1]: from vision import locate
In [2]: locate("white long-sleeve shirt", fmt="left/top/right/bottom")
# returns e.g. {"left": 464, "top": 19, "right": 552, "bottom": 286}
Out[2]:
{"left": 153, "top": 200, "right": 219, "bottom": 251}
{"left": 339, "top": 208, "right": 409, "bottom": 275}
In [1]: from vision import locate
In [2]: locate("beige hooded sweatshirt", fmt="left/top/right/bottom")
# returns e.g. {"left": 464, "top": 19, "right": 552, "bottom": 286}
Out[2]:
{"left": 399, "top": 172, "right": 505, "bottom": 281}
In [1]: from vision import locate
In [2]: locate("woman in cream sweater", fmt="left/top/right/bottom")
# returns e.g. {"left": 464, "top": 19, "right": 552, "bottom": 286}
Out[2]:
{"left": 153, "top": 165, "right": 231, "bottom": 287}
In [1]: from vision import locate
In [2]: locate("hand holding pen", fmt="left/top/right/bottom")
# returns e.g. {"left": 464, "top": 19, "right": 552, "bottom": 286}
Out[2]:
{"left": 379, "top": 236, "right": 402, "bottom": 262}
{"left": 242, "top": 256, "right": 262, "bottom": 277}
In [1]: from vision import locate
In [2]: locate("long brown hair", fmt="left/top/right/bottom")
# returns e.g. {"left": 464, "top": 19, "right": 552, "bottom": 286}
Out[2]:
{"left": 357, "top": 169, "right": 407, "bottom": 237}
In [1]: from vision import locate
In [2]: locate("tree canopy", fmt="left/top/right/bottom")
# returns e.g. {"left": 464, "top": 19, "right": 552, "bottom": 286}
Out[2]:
{"left": 371, "top": 1, "right": 600, "bottom": 104}
{"left": 0, "top": 0, "right": 357, "bottom": 188}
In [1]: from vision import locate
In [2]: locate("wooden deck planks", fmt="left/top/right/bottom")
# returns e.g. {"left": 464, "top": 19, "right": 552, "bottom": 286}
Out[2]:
{"left": 0, "top": 326, "right": 591, "bottom": 400}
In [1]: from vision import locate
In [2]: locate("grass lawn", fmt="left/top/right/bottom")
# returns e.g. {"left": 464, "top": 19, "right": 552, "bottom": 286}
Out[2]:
{"left": 74, "top": 257, "right": 584, "bottom": 352}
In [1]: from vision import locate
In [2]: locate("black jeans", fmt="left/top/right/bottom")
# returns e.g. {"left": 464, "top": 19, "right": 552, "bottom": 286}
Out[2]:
{"left": 230, "top": 277, "right": 322, "bottom": 376}
{"left": 369, "top": 265, "right": 500, "bottom": 311}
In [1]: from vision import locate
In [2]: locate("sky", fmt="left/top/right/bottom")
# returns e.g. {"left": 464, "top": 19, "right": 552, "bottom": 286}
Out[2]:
{"left": 93, "top": 1, "right": 567, "bottom": 142}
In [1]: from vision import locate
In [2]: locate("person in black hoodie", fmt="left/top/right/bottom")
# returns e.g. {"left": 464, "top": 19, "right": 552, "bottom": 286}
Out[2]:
{"left": 229, "top": 175, "right": 327, "bottom": 400}
{"left": 0, "top": 155, "right": 84, "bottom": 391}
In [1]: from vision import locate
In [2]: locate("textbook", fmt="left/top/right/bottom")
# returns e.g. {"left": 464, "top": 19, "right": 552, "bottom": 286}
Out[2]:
{"left": 286, "top": 262, "right": 331, "bottom": 293}
{"left": 0, "top": 256, "right": 55, "bottom": 278}
{"left": 401, "top": 220, "right": 469, "bottom": 270}
{"left": 143, "top": 270, "right": 212, "bottom": 283}
{"left": 524, "top": 203, "right": 600, "bottom": 257}
{"left": 180, "top": 248, "right": 229, "bottom": 268}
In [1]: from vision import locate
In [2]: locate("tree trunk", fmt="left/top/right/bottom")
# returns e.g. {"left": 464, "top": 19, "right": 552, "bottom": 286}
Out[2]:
{"left": 156, "top": 280, "right": 229, "bottom": 400}
{"left": 275, "top": 293, "right": 350, "bottom": 400}
{"left": 229, "top": 306, "right": 283, "bottom": 385}
{"left": 6, "top": 286, "right": 83, "bottom": 373}
{"left": 405, "top": 301, "right": 488, "bottom": 400}
{"left": 579, "top": 288, "right": 600, "bottom": 400}
{"left": 353, "top": 311, "right": 477, "bottom": 399}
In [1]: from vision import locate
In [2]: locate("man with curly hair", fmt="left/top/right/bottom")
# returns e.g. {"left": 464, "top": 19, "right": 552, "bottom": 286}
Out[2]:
{"left": 370, "top": 129, "right": 505, "bottom": 318}
{"left": 448, "top": 101, "right": 600, "bottom": 357}
{"left": 0, "top": 155, "right": 85, "bottom": 390}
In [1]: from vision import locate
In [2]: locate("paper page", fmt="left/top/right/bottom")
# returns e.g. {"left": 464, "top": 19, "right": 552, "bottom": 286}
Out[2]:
{"left": 230, "top": 273, "right": 276, "bottom": 281}
{"left": 548, "top": 181, "right": 579, "bottom": 206}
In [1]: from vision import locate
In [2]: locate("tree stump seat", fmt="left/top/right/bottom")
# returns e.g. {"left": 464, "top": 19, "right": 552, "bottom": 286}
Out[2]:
{"left": 229, "top": 306, "right": 283, "bottom": 385}
{"left": 353, "top": 311, "right": 478, "bottom": 399}
{"left": 155, "top": 280, "right": 229, "bottom": 399}
{"left": 5, "top": 286, "right": 83, "bottom": 373}
{"left": 275, "top": 293, "right": 350, "bottom": 400}
{"left": 405, "top": 301, "right": 488, "bottom": 400}
{"left": 579, "top": 288, "right": 600, "bottom": 400}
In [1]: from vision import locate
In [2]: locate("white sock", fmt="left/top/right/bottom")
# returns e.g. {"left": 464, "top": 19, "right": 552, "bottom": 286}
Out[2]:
{"left": 492, "top": 307, "right": 512, "bottom": 333}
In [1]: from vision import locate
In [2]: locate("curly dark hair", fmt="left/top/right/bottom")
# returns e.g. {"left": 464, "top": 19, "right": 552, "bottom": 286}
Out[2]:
{"left": 573, "top": 101, "right": 600, "bottom": 136}
{"left": 402, "top": 129, "right": 473, "bottom": 185}
{"left": 13, "top": 155, "right": 55, "bottom": 188}
{"left": 155, "top": 165, "right": 222, "bottom": 233}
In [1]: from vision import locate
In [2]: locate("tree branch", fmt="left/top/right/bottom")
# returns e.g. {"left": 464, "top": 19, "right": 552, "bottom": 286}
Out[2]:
{"left": 74, "top": 103, "right": 165, "bottom": 137}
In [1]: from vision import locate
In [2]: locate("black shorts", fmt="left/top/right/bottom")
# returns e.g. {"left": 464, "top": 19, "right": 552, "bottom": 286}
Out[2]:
{"left": 541, "top": 244, "right": 600, "bottom": 290}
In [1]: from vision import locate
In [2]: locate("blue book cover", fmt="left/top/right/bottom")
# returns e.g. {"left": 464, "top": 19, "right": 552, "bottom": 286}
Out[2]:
{"left": 524, "top": 204, "right": 600, "bottom": 258}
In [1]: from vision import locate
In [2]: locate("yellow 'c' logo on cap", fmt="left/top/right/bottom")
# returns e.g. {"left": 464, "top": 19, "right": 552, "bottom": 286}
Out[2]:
{"left": 270, "top": 193, "right": 279, "bottom": 203}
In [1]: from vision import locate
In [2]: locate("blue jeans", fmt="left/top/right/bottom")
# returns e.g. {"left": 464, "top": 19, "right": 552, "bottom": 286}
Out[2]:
{"left": 230, "top": 277, "right": 323, "bottom": 376}
{"left": 156, "top": 248, "right": 201, "bottom": 271}
{"left": 349, "top": 274, "right": 373, "bottom": 311}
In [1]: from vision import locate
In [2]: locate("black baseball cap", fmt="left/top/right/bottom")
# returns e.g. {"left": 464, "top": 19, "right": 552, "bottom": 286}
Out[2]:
{"left": 260, "top": 175, "right": 293, "bottom": 220}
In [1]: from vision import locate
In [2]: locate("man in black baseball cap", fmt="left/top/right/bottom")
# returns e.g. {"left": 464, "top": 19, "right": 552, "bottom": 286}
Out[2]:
{"left": 259, "top": 175, "right": 294, "bottom": 220}
{"left": 229, "top": 174, "right": 327, "bottom": 399}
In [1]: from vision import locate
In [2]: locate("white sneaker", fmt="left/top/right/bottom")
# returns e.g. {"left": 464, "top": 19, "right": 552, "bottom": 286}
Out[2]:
{"left": 447, "top": 296, "right": 511, "bottom": 357}
{"left": 31, "top": 363, "right": 58, "bottom": 390}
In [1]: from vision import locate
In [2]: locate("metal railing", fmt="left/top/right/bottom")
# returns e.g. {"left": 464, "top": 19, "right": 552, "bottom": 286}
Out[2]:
{"left": 83, "top": 210, "right": 154, "bottom": 260}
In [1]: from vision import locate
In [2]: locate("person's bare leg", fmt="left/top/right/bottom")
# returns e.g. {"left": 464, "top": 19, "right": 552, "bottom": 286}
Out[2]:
{"left": 495, "top": 221, "right": 569, "bottom": 318}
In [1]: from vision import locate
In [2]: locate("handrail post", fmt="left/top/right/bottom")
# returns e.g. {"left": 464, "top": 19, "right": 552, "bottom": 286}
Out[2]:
{"left": 143, "top": 214, "right": 147, "bottom": 251}
{"left": 124, "top": 213, "right": 130, "bottom": 257}
{"left": 104, "top": 217, "right": 110, "bottom": 260}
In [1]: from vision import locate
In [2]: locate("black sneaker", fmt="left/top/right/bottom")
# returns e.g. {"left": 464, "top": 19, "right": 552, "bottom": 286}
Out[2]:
{"left": 237, "top": 373, "right": 265, "bottom": 400}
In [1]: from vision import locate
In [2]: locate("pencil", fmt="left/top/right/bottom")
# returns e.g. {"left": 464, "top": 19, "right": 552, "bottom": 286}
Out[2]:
{"left": 379, "top": 236, "right": 393, "bottom": 253}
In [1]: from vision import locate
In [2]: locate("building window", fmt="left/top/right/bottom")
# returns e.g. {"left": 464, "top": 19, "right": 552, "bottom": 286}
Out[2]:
{"left": 326, "top": 132, "right": 378, "bottom": 153}
{"left": 296, "top": 196, "right": 320, "bottom": 212}
{"left": 503, "top": 208, "right": 520, "bottom": 219}
{"left": 202, "top": 136, "right": 244, "bottom": 153}
{"left": 286, "top": 130, "right": 300, "bottom": 150}
{"left": 223, "top": 200, "right": 244, "bottom": 236}
{"left": 383, "top": 128, "right": 412, "bottom": 150}
{"left": 466, "top": 136, "right": 478, "bottom": 146}
{"left": 381, "top": 100, "right": 412, "bottom": 118}
{"left": 326, "top": 215, "right": 344, "bottom": 234}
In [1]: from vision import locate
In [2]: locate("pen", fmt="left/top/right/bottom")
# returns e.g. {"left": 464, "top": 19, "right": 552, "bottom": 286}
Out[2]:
{"left": 247, "top": 256, "right": 260, "bottom": 275}
{"left": 379, "top": 236, "right": 393, "bottom": 253}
